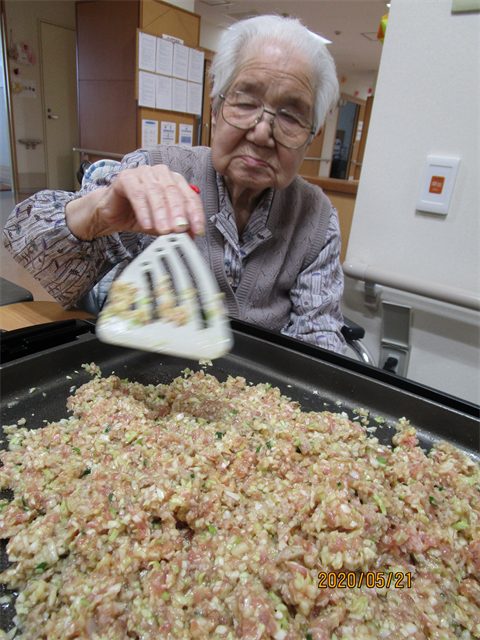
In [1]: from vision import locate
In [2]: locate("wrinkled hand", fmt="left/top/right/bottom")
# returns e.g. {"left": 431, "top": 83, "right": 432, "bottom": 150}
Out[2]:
{"left": 66, "top": 165, "right": 205, "bottom": 241}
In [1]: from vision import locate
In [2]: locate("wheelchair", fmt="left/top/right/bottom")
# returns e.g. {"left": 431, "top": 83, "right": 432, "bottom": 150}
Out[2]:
{"left": 341, "top": 317, "right": 375, "bottom": 366}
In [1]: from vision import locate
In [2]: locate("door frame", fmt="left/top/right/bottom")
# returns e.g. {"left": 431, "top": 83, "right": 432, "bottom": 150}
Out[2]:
{"left": 346, "top": 101, "right": 364, "bottom": 180}
{"left": 1, "top": 0, "right": 19, "bottom": 199}
{"left": 352, "top": 95, "right": 373, "bottom": 181}
{"left": 200, "top": 48, "right": 214, "bottom": 147}
{"left": 330, "top": 93, "right": 366, "bottom": 181}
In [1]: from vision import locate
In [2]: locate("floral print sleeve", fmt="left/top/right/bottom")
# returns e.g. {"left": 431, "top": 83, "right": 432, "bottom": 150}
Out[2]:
{"left": 281, "top": 207, "right": 347, "bottom": 354}
{"left": 2, "top": 150, "right": 151, "bottom": 309}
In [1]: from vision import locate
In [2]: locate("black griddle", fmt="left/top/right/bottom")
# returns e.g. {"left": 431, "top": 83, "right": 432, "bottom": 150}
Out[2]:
{"left": 0, "top": 319, "right": 479, "bottom": 632}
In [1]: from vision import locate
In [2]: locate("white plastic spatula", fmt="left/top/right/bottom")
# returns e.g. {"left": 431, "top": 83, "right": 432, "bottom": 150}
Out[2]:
{"left": 96, "top": 232, "right": 233, "bottom": 360}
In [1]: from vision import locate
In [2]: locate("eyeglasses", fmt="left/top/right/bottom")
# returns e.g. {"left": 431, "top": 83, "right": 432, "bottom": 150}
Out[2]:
{"left": 219, "top": 91, "right": 315, "bottom": 150}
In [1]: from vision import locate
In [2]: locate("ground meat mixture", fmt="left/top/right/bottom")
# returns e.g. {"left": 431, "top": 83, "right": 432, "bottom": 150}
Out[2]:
{"left": 0, "top": 368, "right": 478, "bottom": 640}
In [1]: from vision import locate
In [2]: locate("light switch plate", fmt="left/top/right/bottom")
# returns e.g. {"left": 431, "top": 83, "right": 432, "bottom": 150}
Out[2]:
{"left": 451, "top": 0, "right": 480, "bottom": 13}
{"left": 416, "top": 155, "right": 460, "bottom": 215}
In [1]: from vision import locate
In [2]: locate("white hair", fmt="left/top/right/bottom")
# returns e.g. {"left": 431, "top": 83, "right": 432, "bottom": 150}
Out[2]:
{"left": 209, "top": 15, "right": 339, "bottom": 134}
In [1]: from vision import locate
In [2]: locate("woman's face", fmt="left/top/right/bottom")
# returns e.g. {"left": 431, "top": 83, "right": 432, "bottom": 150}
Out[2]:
{"left": 211, "top": 42, "right": 316, "bottom": 198}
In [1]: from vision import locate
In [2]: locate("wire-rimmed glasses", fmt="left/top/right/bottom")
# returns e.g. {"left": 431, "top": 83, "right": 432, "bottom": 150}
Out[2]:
{"left": 220, "top": 91, "right": 315, "bottom": 150}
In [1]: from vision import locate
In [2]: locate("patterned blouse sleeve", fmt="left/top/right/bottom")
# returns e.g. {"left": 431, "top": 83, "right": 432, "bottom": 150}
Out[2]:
{"left": 2, "top": 150, "right": 151, "bottom": 309}
{"left": 281, "top": 206, "right": 347, "bottom": 354}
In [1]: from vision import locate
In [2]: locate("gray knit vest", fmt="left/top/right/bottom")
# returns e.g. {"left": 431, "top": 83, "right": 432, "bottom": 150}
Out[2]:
{"left": 147, "top": 145, "right": 332, "bottom": 332}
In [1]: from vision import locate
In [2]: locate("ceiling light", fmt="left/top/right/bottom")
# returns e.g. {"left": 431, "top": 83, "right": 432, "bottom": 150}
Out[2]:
{"left": 316, "top": 34, "right": 332, "bottom": 45}
{"left": 198, "top": 0, "right": 232, "bottom": 6}
{"left": 226, "top": 9, "right": 261, "bottom": 20}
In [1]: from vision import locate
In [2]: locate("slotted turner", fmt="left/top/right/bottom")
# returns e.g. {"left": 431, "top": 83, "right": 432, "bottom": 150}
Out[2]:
{"left": 96, "top": 232, "right": 233, "bottom": 360}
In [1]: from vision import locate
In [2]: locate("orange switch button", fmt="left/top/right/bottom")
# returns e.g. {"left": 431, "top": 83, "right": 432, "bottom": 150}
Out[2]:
{"left": 429, "top": 176, "right": 445, "bottom": 194}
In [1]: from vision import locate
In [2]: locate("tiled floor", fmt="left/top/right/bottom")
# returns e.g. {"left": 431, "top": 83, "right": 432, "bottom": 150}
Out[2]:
{"left": 0, "top": 190, "right": 55, "bottom": 303}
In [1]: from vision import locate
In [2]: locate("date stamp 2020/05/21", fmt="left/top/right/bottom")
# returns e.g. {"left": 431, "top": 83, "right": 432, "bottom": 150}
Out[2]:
{"left": 318, "top": 572, "right": 412, "bottom": 589}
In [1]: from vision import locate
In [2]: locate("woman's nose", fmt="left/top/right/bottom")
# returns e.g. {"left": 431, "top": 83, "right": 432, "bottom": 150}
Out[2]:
{"left": 245, "top": 114, "right": 276, "bottom": 147}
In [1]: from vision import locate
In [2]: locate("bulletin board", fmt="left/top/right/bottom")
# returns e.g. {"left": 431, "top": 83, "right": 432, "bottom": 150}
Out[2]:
{"left": 136, "top": 0, "right": 203, "bottom": 148}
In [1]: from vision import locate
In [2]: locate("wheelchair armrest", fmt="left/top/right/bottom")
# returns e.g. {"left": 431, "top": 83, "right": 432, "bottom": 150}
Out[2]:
{"left": 76, "top": 160, "right": 91, "bottom": 185}
{"left": 341, "top": 316, "right": 366, "bottom": 341}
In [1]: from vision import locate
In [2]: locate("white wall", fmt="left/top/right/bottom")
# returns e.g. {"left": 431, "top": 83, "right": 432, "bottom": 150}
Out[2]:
{"left": 4, "top": 0, "right": 76, "bottom": 191}
{"left": 199, "top": 20, "right": 225, "bottom": 52}
{"left": 169, "top": 0, "right": 194, "bottom": 11}
{"left": 339, "top": 71, "right": 377, "bottom": 102}
{"left": 343, "top": 0, "right": 480, "bottom": 404}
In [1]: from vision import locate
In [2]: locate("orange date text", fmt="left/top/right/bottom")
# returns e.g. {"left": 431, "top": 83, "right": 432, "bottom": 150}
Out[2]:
{"left": 318, "top": 571, "right": 411, "bottom": 589}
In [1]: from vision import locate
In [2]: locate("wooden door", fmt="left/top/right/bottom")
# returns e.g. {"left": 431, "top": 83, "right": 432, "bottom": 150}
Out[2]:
{"left": 40, "top": 22, "right": 78, "bottom": 191}
{"left": 299, "top": 129, "right": 326, "bottom": 177}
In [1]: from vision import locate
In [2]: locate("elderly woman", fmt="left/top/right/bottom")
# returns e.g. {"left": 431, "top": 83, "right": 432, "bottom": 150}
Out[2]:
{"left": 3, "top": 15, "right": 346, "bottom": 353}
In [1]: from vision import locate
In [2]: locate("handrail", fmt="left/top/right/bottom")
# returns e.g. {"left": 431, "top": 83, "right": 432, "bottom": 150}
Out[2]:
{"left": 73, "top": 149, "right": 332, "bottom": 163}
{"left": 343, "top": 260, "right": 480, "bottom": 312}
{"left": 73, "top": 147, "right": 124, "bottom": 159}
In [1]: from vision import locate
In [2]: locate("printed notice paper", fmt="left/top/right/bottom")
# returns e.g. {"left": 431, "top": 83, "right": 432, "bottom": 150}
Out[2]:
{"left": 179, "top": 123, "right": 193, "bottom": 146}
{"left": 173, "top": 78, "right": 187, "bottom": 113}
{"left": 156, "top": 38, "right": 173, "bottom": 76}
{"left": 188, "top": 49, "right": 204, "bottom": 84}
{"left": 138, "top": 71, "right": 156, "bottom": 108}
{"left": 155, "top": 75, "right": 172, "bottom": 111}
{"left": 187, "top": 81, "right": 203, "bottom": 116}
{"left": 138, "top": 32, "right": 156, "bottom": 73}
{"left": 173, "top": 43, "right": 189, "bottom": 80}
{"left": 161, "top": 121, "right": 176, "bottom": 145}
{"left": 141, "top": 120, "right": 158, "bottom": 147}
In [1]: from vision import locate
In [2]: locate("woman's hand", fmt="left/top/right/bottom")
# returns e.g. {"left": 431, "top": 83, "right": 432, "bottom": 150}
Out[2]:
{"left": 65, "top": 165, "right": 205, "bottom": 241}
